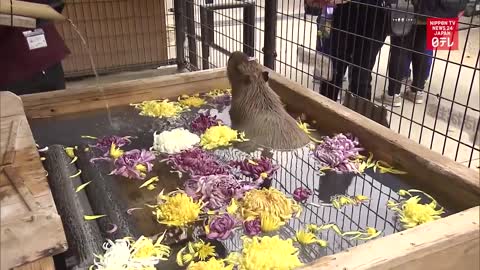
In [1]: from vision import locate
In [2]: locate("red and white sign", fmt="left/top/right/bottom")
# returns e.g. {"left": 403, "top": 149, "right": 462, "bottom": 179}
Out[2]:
{"left": 426, "top": 18, "right": 459, "bottom": 50}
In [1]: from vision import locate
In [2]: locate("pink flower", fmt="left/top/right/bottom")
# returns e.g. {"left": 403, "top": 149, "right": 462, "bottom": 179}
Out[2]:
{"left": 190, "top": 112, "right": 222, "bottom": 134}
{"left": 207, "top": 213, "right": 237, "bottom": 240}
{"left": 293, "top": 187, "right": 312, "bottom": 202}
{"left": 230, "top": 157, "right": 279, "bottom": 182}
{"left": 162, "top": 147, "right": 228, "bottom": 177}
{"left": 313, "top": 133, "right": 363, "bottom": 173}
{"left": 110, "top": 149, "right": 155, "bottom": 179}
{"left": 243, "top": 219, "right": 261, "bottom": 236}
{"left": 185, "top": 174, "right": 255, "bottom": 210}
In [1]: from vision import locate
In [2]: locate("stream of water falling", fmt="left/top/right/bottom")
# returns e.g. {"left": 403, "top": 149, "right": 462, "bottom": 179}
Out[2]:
{"left": 67, "top": 19, "right": 113, "bottom": 125}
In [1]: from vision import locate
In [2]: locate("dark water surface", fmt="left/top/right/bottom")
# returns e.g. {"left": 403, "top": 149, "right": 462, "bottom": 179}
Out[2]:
{"left": 30, "top": 102, "right": 452, "bottom": 265}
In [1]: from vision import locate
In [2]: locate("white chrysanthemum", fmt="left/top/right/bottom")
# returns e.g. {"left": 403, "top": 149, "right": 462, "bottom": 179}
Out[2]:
{"left": 153, "top": 128, "right": 200, "bottom": 154}
{"left": 94, "top": 239, "right": 132, "bottom": 270}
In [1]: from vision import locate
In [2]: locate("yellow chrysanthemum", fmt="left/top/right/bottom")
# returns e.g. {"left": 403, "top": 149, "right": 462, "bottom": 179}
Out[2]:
{"left": 240, "top": 188, "right": 301, "bottom": 222}
{"left": 130, "top": 235, "right": 170, "bottom": 261}
{"left": 155, "top": 191, "right": 204, "bottom": 227}
{"left": 238, "top": 235, "right": 303, "bottom": 270}
{"left": 296, "top": 120, "right": 322, "bottom": 143}
{"left": 193, "top": 241, "right": 217, "bottom": 261}
{"left": 295, "top": 230, "right": 327, "bottom": 247}
{"left": 398, "top": 196, "right": 444, "bottom": 229}
{"left": 260, "top": 214, "right": 285, "bottom": 232}
{"left": 179, "top": 95, "right": 206, "bottom": 108}
{"left": 227, "top": 199, "right": 238, "bottom": 215}
{"left": 187, "top": 258, "right": 234, "bottom": 270}
{"left": 109, "top": 143, "right": 124, "bottom": 159}
{"left": 206, "top": 88, "right": 232, "bottom": 98}
{"left": 132, "top": 99, "right": 185, "bottom": 118}
{"left": 176, "top": 240, "right": 218, "bottom": 266}
{"left": 200, "top": 125, "right": 248, "bottom": 150}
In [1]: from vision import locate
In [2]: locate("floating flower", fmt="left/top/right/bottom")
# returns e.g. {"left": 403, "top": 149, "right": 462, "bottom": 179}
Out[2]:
{"left": 162, "top": 147, "right": 229, "bottom": 177}
{"left": 238, "top": 235, "right": 303, "bottom": 270}
{"left": 227, "top": 199, "right": 239, "bottom": 215}
{"left": 205, "top": 88, "right": 232, "bottom": 99}
{"left": 185, "top": 174, "right": 254, "bottom": 210}
{"left": 390, "top": 196, "right": 444, "bottom": 229}
{"left": 111, "top": 149, "right": 155, "bottom": 180}
{"left": 260, "top": 214, "right": 284, "bottom": 232}
{"left": 92, "top": 234, "right": 170, "bottom": 270}
{"left": 109, "top": 143, "right": 124, "bottom": 159}
{"left": 297, "top": 120, "right": 322, "bottom": 143}
{"left": 204, "top": 88, "right": 232, "bottom": 108}
{"left": 90, "top": 135, "right": 132, "bottom": 153}
{"left": 132, "top": 99, "right": 186, "bottom": 118}
{"left": 178, "top": 94, "right": 206, "bottom": 108}
{"left": 313, "top": 133, "right": 364, "bottom": 173}
{"left": 292, "top": 187, "right": 312, "bottom": 202}
{"left": 152, "top": 128, "right": 200, "bottom": 154}
{"left": 342, "top": 227, "right": 382, "bottom": 240}
{"left": 200, "top": 125, "right": 248, "bottom": 150}
{"left": 206, "top": 213, "right": 237, "bottom": 240}
{"left": 295, "top": 229, "right": 327, "bottom": 247}
{"left": 187, "top": 258, "right": 233, "bottom": 270}
{"left": 331, "top": 194, "right": 369, "bottom": 209}
{"left": 230, "top": 157, "right": 279, "bottom": 182}
{"left": 190, "top": 112, "right": 223, "bottom": 134}
{"left": 243, "top": 219, "right": 261, "bottom": 236}
{"left": 154, "top": 190, "right": 204, "bottom": 227}
{"left": 239, "top": 188, "right": 301, "bottom": 222}
{"left": 176, "top": 239, "right": 218, "bottom": 266}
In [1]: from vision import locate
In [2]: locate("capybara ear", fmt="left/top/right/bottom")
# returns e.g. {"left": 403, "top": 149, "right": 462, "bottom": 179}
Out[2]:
{"left": 262, "top": 71, "right": 269, "bottom": 82}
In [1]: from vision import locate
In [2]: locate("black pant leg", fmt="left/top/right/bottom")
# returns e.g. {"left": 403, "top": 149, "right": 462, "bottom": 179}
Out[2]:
{"left": 348, "top": 4, "right": 388, "bottom": 99}
{"left": 388, "top": 32, "right": 414, "bottom": 96}
{"left": 319, "top": 4, "right": 353, "bottom": 101}
{"left": 411, "top": 25, "right": 429, "bottom": 92}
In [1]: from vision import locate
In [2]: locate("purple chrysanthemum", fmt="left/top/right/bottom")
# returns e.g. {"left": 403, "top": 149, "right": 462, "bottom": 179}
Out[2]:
{"left": 313, "top": 133, "right": 364, "bottom": 173}
{"left": 292, "top": 187, "right": 312, "bottom": 202}
{"left": 111, "top": 149, "right": 155, "bottom": 179}
{"left": 162, "top": 147, "right": 228, "bottom": 177}
{"left": 230, "top": 156, "right": 279, "bottom": 182}
{"left": 190, "top": 112, "right": 222, "bottom": 134}
{"left": 90, "top": 135, "right": 132, "bottom": 153}
{"left": 206, "top": 213, "right": 237, "bottom": 240}
{"left": 185, "top": 174, "right": 255, "bottom": 210}
{"left": 243, "top": 219, "right": 261, "bottom": 236}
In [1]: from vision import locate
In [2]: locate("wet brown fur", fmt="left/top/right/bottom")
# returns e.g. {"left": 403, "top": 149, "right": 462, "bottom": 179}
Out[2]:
{"left": 227, "top": 51, "right": 310, "bottom": 151}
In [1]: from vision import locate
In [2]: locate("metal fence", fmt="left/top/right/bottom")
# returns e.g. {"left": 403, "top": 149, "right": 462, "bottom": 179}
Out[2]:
{"left": 171, "top": 0, "right": 480, "bottom": 170}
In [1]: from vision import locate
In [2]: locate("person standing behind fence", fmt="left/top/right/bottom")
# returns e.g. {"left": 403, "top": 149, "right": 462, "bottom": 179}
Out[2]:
{"left": 380, "top": 0, "right": 467, "bottom": 107}
{"left": 316, "top": 0, "right": 389, "bottom": 101}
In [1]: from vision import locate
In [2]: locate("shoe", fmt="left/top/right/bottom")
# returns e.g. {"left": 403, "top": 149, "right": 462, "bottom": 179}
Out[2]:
{"left": 378, "top": 93, "right": 402, "bottom": 107}
{"left": 404, "top": 91, "right": 424, "bottom": 104}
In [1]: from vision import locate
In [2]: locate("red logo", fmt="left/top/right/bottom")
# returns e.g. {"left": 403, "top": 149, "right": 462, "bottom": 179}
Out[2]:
{"left": 426, "top": 18, "right": 459, "bottom": 50}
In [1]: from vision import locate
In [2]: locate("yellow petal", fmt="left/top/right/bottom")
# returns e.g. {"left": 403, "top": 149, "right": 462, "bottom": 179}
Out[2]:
{"left": 139, "top": 176, "right": 159, "bottom": 189}
{"left": 75, "top": 181, "right": 91, "bottom": 192}
{"left": 70, "top": 169, "right": 82, "bottom": 178}
{"left": 84, "top": 214, "right": 106, "bottom": 220}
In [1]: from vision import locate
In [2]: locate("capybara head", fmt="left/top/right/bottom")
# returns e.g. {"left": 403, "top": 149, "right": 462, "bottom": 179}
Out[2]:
{"left": 227, "top": 51, "right": 269, "bottom": 89}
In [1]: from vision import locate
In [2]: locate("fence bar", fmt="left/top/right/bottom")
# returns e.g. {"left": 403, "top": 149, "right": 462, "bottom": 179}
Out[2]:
{"left": 173, "top": 0, "right": 185, "bottom": 71}
{"left": 263, "top": 0, "right": 278, "bottom": 69}
{"left": 200, "top": 6, "right": 211, "bottom": 70}
{"left": 185, "top": 0, "right": 198, "bottom": 69}
{"left": 243, "top": 4, "right": 255, "bottom": 57}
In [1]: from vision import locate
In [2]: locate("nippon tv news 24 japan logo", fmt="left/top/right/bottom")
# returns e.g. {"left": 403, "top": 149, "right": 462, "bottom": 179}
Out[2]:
{"left": 426, "top": 18, "right": 459, "bottom": 50}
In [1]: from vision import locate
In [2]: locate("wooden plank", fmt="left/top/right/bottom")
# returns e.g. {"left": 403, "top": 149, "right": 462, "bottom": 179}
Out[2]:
{"left": 0, "top": 14, "right": 36, "bottom": 28}
{"left": 299, "top": 206, "right": 480, "bottom": 270}
{"left": 0, "top": 92, "right": 24, "bottom": 118}
{"left": 13, "top": 257, "right": 55, "bottom": 270}
{"left": 267, "top": 71, "right": 480, "bottom": 212}
{"left": 0, "top": 211, "right": 67, "bottom": 270}
{"left": 4, "top": 166, "right": 42, "bottom": 212}
{"left": 21, "top": 68, "right": 229, "bottom": 118}
{"left": 2, "top": 119, "right": 20, "bottom": 165}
